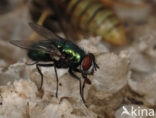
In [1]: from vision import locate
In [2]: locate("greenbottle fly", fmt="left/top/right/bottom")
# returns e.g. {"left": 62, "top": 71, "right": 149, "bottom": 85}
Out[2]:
{"left": 10, "top": 23, "right": 99, "bottom": 106}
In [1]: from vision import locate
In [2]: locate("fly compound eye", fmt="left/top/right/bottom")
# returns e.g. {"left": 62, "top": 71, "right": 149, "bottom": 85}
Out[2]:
{"left": 81, "top": 55, "right": 94, "bottom": 74}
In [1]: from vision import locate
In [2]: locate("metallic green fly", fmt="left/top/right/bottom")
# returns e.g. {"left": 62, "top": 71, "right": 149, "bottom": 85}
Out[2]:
{"left": 10, "top": 23, "right": 99, "bottom": 106}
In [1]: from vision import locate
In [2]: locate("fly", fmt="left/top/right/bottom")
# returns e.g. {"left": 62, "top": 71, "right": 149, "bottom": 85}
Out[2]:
{"left": 10, "top": 23, "right": 99, "bottom": 106}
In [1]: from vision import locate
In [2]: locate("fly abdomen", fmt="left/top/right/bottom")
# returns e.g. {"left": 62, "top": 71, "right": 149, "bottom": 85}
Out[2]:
{"left": 28, "top": 50, "right": 52, "bottom": 61}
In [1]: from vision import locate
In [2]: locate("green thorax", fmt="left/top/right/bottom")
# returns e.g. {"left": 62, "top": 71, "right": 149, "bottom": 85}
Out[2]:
{"left": 56, "top": 40, "right": 85, "bottom": 64}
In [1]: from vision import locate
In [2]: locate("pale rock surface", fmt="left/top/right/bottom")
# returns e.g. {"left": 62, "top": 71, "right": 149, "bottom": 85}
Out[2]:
{"left": 120, "top": 21, "right": 156, "bottom": 106}
{"left": 92, "top": 53, "right": 129, "bottom": 97}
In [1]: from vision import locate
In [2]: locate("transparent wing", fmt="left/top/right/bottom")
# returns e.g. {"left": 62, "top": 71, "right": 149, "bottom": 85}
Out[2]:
{"left": 10, "top": 22, "right": 71, "bottom": 58}
{"left": 10, "top": 39, "right": 36, "bottom": 50}
{"left": 29, "top": 22, "right": 65, "bottom": 42}
{"left": 49, "top": 1, "right": 80, "bottom": 42}
{"left": 10, "top": 39, "right": 62, "bottom": 57}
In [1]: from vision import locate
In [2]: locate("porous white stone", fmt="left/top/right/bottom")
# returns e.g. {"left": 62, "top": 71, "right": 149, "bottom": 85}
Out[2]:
{"left": 92, "top": 53, "right": 129, "bottom": 97}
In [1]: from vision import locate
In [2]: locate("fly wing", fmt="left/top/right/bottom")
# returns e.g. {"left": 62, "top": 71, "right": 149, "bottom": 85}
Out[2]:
{"left": 29, "top": 22, "right": 65, "bottom": 42}
{"left": 49, "top": 0, "right": 80, "bottom": 42}
{"left": 10, "top": 39, "right": 62, "bottom": 58}
{"left": 10, "top": 22, "right": 68, "bottom": 59}
{"left": 10, "top": 39, "right": 36, "bottom": 50}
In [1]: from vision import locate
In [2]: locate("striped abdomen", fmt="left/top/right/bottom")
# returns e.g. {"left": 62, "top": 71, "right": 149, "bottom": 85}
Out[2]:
{"left": 57, "top": 0, "right": 127, "bottom": 45}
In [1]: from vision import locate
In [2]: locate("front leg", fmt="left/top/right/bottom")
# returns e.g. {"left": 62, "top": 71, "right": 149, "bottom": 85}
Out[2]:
{"left": 68, "top": 68, "right": 87, "bottom": 106}
{"left": 82, "top": 74, "right": 91, "bottom": 85}
{"left": 74, "top": 68, "right": 92, "bottom": 83}
{"left": 81, "top": 74, "right": 92, "bottom": 105}
{"left": 73, "top": 68, "right": 91, "bottom": 85}
{"left": 81, "top": 75, "right": 92, "bottom": 98}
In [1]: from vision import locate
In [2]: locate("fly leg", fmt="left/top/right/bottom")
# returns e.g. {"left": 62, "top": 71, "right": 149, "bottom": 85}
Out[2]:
{"left": 36, "top": 64, "right": 54, "bottom": 90}
{"left": 74, "top": 68, "right": 91, "bottom": 84}
{"left": 73, "top": 68, "right": 91, "bottom": 106}
{"left": 81, "top": 75, "right": 91, "bottom": 103}
{"left": 36, "top": 63, "right": 59, "bottom": 98}
{"left": 69, "top": 69, "right": 87, "bottom": 106}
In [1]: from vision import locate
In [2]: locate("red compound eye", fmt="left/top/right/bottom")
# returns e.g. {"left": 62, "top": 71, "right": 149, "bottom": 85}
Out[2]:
{"left": 82, "top": 56, "right": 92, "bottom": 71}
